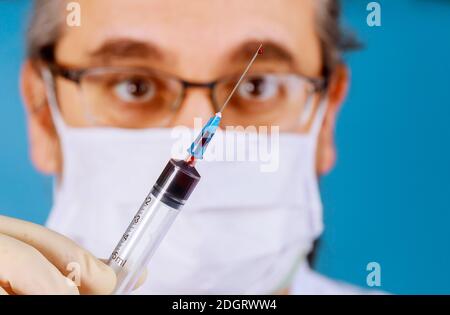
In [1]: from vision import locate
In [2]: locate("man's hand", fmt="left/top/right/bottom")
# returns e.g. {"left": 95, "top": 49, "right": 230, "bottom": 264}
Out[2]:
{"left": 0, "top": 215, "right": 116, "bottom": 295}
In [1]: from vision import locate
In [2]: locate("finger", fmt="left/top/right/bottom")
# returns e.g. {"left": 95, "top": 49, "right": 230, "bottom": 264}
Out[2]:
{"left": 100, "top": 259, "right": 147, "bottom": 291}
{"left": 0, "top": 286, "right": 9, "bottom": 295}
{"left": 0, "top": 283, "right": 14, "bottom": 295}
{"left": 0, "top": 215, "right": 116, "bottom": 294}
{"left": 0, "top": 234, "right": 79, "bottom": 295}
{"left": 133, "top": 268, "right": 148, "bottom": 291}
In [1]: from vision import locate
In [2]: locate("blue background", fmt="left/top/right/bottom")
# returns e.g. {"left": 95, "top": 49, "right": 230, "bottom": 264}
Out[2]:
{"left": 1, "top": 0, "right": 449, "bottom": 294}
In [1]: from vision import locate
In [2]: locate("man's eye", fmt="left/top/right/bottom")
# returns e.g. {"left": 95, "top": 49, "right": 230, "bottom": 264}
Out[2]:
{"left": 237, "top": 75, "right": 278, "bottom": 101}
{"left": 113, "top": 78, "right": 155, "bottom": 103}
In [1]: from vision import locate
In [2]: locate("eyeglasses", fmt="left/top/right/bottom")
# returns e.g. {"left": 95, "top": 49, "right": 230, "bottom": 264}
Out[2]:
{"left": 47, "top": 62, "right": 328, "bottom": 129}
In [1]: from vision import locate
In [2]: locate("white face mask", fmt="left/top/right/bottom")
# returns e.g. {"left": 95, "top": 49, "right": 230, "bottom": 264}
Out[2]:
{"left": 42, "top": 68, "right": 326, "bottom": 294}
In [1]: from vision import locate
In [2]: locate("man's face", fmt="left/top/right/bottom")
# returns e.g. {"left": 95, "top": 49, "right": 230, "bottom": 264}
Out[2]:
{"left": 22, "top": 0, "right": 348, "bottom": 174}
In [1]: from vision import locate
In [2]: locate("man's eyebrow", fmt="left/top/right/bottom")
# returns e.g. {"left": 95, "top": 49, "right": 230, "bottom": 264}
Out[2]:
{"left": 228, "top": 40, "right": 295, "bottom": 65}
{"left": 88, "top": 39, "right": 166, "bottom": 61}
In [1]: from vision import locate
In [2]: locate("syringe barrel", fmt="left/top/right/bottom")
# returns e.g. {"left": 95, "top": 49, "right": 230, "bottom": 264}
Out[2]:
{"left": 108, "top": 159, "right": 201, "bottom": 294}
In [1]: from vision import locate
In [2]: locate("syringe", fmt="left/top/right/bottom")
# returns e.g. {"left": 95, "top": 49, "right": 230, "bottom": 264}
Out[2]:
{"left": 107, "top": 44, "right": 263, "bottom": 294}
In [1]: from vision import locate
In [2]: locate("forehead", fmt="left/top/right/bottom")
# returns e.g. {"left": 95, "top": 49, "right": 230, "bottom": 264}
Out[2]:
{"left": 57, "top": 0, "right": 322, "bottom": 77}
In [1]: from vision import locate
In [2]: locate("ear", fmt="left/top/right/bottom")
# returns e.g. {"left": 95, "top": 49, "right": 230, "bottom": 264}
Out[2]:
{"left": 20, "top": 60, "right": 62, "bottom": 175}
{"left": 316, "top": 64, "right": 349, "bottom": 175}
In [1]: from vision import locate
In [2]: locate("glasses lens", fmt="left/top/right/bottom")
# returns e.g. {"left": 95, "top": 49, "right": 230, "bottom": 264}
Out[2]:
{"left": 79, "top": 68, "right": 183, "bottom": 128}
{"left": 214, "top": 73, "right": 316, "bottom": 129}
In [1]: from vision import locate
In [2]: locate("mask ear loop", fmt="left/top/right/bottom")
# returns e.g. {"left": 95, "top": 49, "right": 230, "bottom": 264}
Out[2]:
{"left": 297, "top": 92, "right": 329, "bottom": 159}
{"left": 299, "top": 94, "right": 315, "bottom": 127}
{"left": 310, "top": 97, "right": 328, "bottom": 139}
{"left": 303, "top": 95, "right": 329, "bottom": 243}
{"left": 299, "top": 92, "right": 328, "bottom": 137}
{"left": 40, "top": 67, "right": 69, "bottom": 195}
{"left": 40, "top": 67, "right": 67, "bottom": 134}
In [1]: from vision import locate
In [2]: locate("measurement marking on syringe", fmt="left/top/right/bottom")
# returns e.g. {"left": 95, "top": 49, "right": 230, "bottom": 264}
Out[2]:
{"left": 111, "top": 251, "right": 127, "bottom": 267}
{"left": 110, "top": 196, "right": 154, "bottom": 267}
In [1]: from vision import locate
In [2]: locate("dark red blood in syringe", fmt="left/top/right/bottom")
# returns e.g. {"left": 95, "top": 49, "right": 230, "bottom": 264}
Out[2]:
{"left": 186, "top": 155, "right": 196, "bottom": 167}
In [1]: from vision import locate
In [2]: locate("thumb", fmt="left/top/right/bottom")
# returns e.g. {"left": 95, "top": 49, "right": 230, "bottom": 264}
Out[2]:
{"left": 100, "top": 259, "right": 148, "bottom": 292}
{"left": 133, "top": 268, "right": 148, "bottom": 291}
{"left": 0, "top": 215, "right": 116, "bottom": 294}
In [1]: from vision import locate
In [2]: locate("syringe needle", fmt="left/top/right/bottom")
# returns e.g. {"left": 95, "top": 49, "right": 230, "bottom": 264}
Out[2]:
{"left": 186, "top": 44, "right": 263, "bottom": 162}
{"left": 218, "top": 43, "right": 263, "bottom": 113}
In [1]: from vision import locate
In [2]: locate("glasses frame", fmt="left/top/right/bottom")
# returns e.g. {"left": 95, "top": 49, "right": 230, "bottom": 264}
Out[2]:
{"left": 45, "top": 61, "right": 329, "bottom": 113}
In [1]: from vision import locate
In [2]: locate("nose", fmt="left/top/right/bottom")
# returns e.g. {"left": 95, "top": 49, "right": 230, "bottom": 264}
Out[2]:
{"left": 169, "top": 88, "right": 216, "bottom": 128}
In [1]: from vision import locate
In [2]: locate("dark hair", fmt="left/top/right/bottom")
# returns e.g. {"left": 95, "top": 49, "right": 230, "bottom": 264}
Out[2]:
{"left": 315, "top": 0, "right": 360, "bottom": 75}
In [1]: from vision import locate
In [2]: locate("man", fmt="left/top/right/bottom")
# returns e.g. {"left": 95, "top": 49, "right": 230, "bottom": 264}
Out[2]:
{"left": 0, "top": 0, "right": 360, "bottom": 294}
